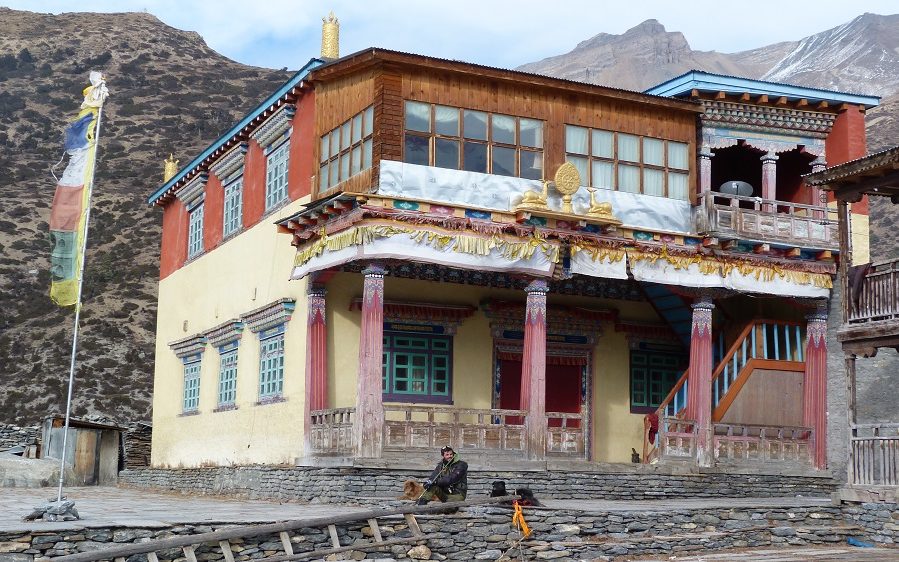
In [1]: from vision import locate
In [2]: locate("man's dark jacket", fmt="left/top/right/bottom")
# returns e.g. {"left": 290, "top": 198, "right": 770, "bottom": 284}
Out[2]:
{"left": 428, "top": 453, "right": 468, "bottom": 497}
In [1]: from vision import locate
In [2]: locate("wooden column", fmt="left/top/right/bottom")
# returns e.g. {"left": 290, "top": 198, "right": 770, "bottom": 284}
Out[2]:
{"left": 803, "top": 304, "right": 828, "bottom": 469}
{"left": 760, "top": 151, "right": 778, "bottom": 211}
{"left": 699, "top": 145, "right": 714, "bottom": 194}
{"left": 354, "top": 264, "right": 386, "bottom": 459}
{"left": 305, "top": 284, "right": 328, "bottom": 410}
{"left": 520, "top": 279, "right": 548, "bottom": 461}
{"left": 810, "top": 159, "right": 827, "bottom": 218}
{"left": 844, "top": 354, "right": 858, "bottom": 484}
{"left": 685, "top": 295, "right": 715, "bottom": 467}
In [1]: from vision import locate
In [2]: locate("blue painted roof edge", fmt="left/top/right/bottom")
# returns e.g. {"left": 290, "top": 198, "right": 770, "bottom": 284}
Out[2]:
{"left": 148, "top": 57, "right": 324, "bottom": 206}
{"left": 645, "top": 70, "right": 880, "bottom": 108}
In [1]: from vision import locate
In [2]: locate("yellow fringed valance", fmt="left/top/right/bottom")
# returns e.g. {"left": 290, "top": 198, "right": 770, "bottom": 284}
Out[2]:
{"left": 570, "top": 242, "right": 626, "bottom": 264}
{"left": 293, "top": 222, "right": 560, "bottom": 267}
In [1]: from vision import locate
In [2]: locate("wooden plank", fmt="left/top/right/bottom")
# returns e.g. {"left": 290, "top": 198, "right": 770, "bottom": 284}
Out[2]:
{"left": 404, "top": 513, "right": 423, "bottom": 537}
{"left": 219, "top": 541, "right": 235, "bottom": 562}
{"left": 367, "top": 518, "right": 383, "bottom": 542}
{"left": 327, "top": 524, "right": 340, "bottom": 548}
{"left": 182, "top": 546, "right": 198, "bottom": 562}
{"left": 279, "top": 532, "right": 294, "bottom": 556}
{"left": 146, "top": 554, "right": 159, "bottom": 562}
{"left": 262, "top": 536, "right": 425, "bottom": 562}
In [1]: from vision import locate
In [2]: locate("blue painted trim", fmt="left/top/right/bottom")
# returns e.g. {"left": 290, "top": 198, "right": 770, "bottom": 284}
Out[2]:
{"left": 148, "top": 58, "right": 324, "bottom": 205}
{"left": 645, "top": 70, "right": 880, "bottom": 109}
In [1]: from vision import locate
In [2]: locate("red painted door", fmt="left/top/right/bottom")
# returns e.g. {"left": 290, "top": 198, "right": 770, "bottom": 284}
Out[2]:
{"left": 499, "top": 359, "right": 581, "bottom": 427}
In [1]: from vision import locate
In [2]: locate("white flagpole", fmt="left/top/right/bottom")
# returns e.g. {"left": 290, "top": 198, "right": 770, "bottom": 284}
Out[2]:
{"left": 55, "top": 77, "right": 107, "bottom": 506}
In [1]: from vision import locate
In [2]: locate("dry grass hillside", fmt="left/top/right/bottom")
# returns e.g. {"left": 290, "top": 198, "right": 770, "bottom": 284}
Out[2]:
{"left": 0, "top": 8, "right": 289, "bottom": 424}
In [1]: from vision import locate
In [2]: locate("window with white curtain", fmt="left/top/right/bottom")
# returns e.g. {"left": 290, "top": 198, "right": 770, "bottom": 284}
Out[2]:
{"left": 564, "top": 125, "right": 692, "bottom": 200}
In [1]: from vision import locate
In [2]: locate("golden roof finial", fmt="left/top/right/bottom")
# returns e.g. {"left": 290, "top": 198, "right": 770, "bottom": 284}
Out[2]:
{"left": 163, "top": 153, "right": 179, "bottom": 182}
{"left": 321, "top": 12, "right": 339, "bottom": 59}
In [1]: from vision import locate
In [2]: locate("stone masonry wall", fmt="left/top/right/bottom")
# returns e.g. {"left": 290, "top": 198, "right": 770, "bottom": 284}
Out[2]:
{"left": 0, "top": 423, "right": 40, "bottom": 451}
{"left": 1, "top": 502, "right": 893, "bottom": 562}
{"left": 119, "top": 466, "right": 838, "bottom": 502}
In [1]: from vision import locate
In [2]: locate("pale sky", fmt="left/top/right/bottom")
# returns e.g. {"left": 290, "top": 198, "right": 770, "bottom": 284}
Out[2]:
{"left": 5, "top": 1, "right": 898, "bottom": 70}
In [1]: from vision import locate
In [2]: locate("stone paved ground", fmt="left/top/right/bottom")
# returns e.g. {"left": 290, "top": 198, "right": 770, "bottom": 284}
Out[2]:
{"left": 627, "top": 546, "right": 899, "bottom": 560}
{"left": 0, "top": 486, "right": 368, "bottom": 533}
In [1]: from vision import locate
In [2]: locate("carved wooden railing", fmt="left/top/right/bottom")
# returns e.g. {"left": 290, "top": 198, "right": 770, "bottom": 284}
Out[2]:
{"left": 645, "top": 416, "right": 697, "bottom": 464}
{"left": 847, "top": 258, "right": 899, "bottom": 325}
{"left": 700, "top": 191, "right": 838, "bottom": 249}
{"left": 713, "top": 422, "right": 813, "bottom": 464}
{"left": 850, "top": 423, "right": 899, "bottom": 486}
{"left": 546, "top": 412, "right": 586, "bottom": 458}
{"left": 644, "top": 319, "right": 806, "bottom": 463}
{"left": 382, "top": 405, "right": 528, "bottom": 454}
{"left": 309, "top": 407, "right": 355, "bottom": 456}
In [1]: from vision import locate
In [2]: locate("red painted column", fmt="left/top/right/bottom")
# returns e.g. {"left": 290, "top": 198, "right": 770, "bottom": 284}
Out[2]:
{"left": 685, "top": 295, "right": 715, "bottom": 467}
{"left": 803, "top": 304, "right": 828, "bottom": 469}
{"left": 698, "top": 146, "right": 713, "bottom": 194}
{"left": 354, "top": 264, "right": 386, "bottom": 459}
{"left": 760, "top": 151, "right": 778, "bottom": 212}
{"left": 521, "top": 279, "right": 548, "bottom": 460}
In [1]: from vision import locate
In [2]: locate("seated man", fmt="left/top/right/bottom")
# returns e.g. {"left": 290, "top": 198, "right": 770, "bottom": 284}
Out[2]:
{"left": 416, "top": 445, "right": 468, "bottom": 505}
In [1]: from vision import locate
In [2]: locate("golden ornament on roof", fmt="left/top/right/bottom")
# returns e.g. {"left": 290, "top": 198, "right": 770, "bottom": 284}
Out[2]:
{"left": 515, "top": 179, "right": 550, "bottom": 212}
{"left": 553, "top": 161, "right": 581, "bottom": 213}
{"left": 321, "top": 12, "right": 340, "bottom": 59}
{"left": 163, "top": 153, "right": 179, "bottom": 182}
{"left": 586, "top": 187, "right": 616, "bottom": 220}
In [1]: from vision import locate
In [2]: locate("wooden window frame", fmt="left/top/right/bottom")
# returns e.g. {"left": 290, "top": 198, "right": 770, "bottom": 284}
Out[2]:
{"left": 382, "top": 331, "right": 453, "bottom": 405}
{"left": 265, "top": 142, "right": 290, "bottom": 211}
{"left": 187, "top": 202, "right": 204, "bottom": 259}
{"left": 217, "top": 346, "right": 238, "bottom": 406}
{"left": 222, "top": 177, "right": 243, "bottom": 238}
{"left": 182, "top": 359, "right": 201, "bottom": 413}
{"left": 258, "top": 330, "right": 285, "bottom": 400}
{"left": 319, "top": 106, "right": 374, "bottom": 190}
{"left": 403, "top": 101, "right": 544, "bottom": 180}
{"left": 629, "top": 349, "right": 687, "bottom": 414}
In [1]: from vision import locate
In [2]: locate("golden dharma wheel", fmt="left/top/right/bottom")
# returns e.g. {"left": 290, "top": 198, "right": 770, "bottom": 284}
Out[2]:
{"left": 554, "top": 162, "right": 581, "bottom": 196}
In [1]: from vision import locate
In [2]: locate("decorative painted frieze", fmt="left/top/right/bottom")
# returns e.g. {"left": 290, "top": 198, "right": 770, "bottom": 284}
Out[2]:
{"left": 702, "top": 127, "right": 826, "bottom": 156}
{"left": 168, "top": 334, "right": 207, "bottom": 358}
{"left": 701, "top": 100, "right": 836, "bottom": 137}
{"left": 204, "top": 319, "right": 246, "bottom": 347}
{"left": 240, "top": 298, "right": 297, "bottom": 333}
{"left": 349, "top": 299, "right": 475, "bottom": 335}
{"left": 250, "top": 104, "right": 296, "bottom": 148}
{"left": 175, "top": 172, "right": 208, "bottom": 208}
{"left": 209, "top": 142, "right": 248, "bottom": 181}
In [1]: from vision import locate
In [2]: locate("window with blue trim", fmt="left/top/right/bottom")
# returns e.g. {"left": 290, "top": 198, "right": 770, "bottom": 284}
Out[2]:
{"left": 629, "top": 349, "right": 687, "bottom": 413}
{"left": 218, "top": 343, "right": 238, "bottom": 406}
{"left": 223, "top": 178, "right": 243, "bottom": 237}
{"left": 382, "top": 331, "right": 452, "bottom": 404}
{"left": 187, "top": 203, "right": 204, "bottom": 258}
{"left": 265, "top": 143, "right": 289, "bottom": 211}
{"left": 182, "top": 357, "right": 201, "bottom": 412}
{"left": 258, "top": 328, "right": 285, "bottom": 399}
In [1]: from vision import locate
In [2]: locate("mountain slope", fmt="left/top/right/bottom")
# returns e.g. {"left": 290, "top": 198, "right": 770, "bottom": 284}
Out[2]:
{"left": 0, "top": 8, "right": 290, "bottom": 424}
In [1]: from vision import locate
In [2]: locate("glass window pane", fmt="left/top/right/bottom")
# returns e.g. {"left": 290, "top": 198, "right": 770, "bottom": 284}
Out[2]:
{"left": 352, "top": 113, "right": 363, "bottom": 144}
{"left": 404, "top": 134, "right": 429, "bottom": 166}
{"left": 463, "top": 142, "right": 488, "bottom": 173}
{"left": 520, "top": 151, "right": 543, "bottom": 180}
{"left": 435, "top": 105, "right": 459, "bottom": 137}
{"left": 351, "top": 145, "right": 362, "bottom": 175}
{"left": 363, "top": 138, "right": 372, "bottom": 169}
{"left": 591, "top": 161, "right": 614, "bottom": 189}
{"left": 644, "top": 168, "right": 664, "bottom": 196}
{"left": 566, "top": 155, "right": 588, "bottom": 185}
{"left": 644, "top": 138, "right": 664, "bottom": 166}
{"left": 320, "top": 134, "right": 329, "bottom": 162}
{"left": 668, "top": 142, "right": 689, "bottom": 169}
{"left": 618, "top": 164, "right": 640, "bottom": 193}
{"left": 435, "top": 138, "right": 459, "bottom": 169}
{"left": 591, "top": 130, "right": 613, "bottom": 158}
{"left": 330, "top": 130, "right": 339, "bottom": 156}
{"left": 463, "top": 110, "right": 487, "bottom": 140}
{"left": 340, "top": 122, "right": 351, "bottom": 151}
{"left": 668, "top": 172, "right": 689, "bottom": 200}
{"left": 492, "top": 114, "right": 515, "bottom": 145}
{"left": 618, "top": 134, "right": 640, "bottom": 162}
{"left": 340, "top": 152, "right": 350, "bottom": 180}
{"left": 566, "top": 125, "right": 589, "bottom": 155}
{"left": 319, "top": 163, "right": 328, "bottom": 190}
{"left": 520, "top": 118, "right": 543, "bottom": 148}
{"left": 329, "top": 159, "right": 338, "bottom": 188}
{"left": 405, "top": 101, "right": 430, "bottom": 133}
{"left": 363, "top": 106, "right": 374, "bottom": 137}
{"left": 492, "top": 145, "right": 515, "bottom": 176}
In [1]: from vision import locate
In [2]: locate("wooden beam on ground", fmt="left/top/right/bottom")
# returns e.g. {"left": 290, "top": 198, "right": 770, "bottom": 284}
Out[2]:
{"left": 219, "top": 541, "right": 235, "bottom": 562}
{"left": 404, "top": 513, "right": 424, "bottom": 537}
{"left": 261, "top": 536, "right": 425, "bottom": 562}
{"left": 327, "top": 524, "right": 340, "bottom": 548}
{"left": 279, "top": 532, "right": 294, "bottom": 555}
{"left": 183, "top": 546, "right": 198, "bottom": 562}
{"left": 147, "top": 554, "right": 159, "bottom": 562}
{"left": 368, "top": 518, "right": 383, "bottom": 542}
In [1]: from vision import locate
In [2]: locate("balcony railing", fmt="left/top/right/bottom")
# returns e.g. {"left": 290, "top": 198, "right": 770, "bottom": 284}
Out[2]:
{"left": 309, "top": 407, "right": 355, "bottom": 456}
{"left": 382, "top": 405, "right": 528, "bottom": 454}
{"left": 713, "top": 422, "right": 813, "bottom": 464}
{"left": 847, "top": 258, "right": 899, "bottom": 325}
{"left": 850, "top": 423, "right": 899, "bottom": 486}
{"left": 699, "top": 191, "right": 838, "bottom": 250}
{"left": 546, "top": 412, "right": 587, "bottom": 458}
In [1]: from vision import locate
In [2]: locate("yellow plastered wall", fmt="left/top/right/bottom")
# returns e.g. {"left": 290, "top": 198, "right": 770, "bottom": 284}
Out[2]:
{"left": 151, "top": 199, "right": 310, "bottom": 468}
{"left": 851, "top": 213, "right": 870, "bottom": 265}
{"left": 592, "top": 326, "right": 644, "bottom": 463}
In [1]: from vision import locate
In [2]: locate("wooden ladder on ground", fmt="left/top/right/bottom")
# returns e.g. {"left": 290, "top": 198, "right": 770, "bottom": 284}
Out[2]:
{"left": 51, "top": 496, "right": 516, "bottom": 562}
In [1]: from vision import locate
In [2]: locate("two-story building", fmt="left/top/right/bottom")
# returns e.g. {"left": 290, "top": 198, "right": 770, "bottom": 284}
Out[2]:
{"left": 148, "top": 20, "right": 878, "bottom": 472}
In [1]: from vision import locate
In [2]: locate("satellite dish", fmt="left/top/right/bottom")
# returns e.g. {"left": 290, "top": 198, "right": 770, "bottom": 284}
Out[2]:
{"left": 718, "top": 180, "right": 754, "bottom": 197}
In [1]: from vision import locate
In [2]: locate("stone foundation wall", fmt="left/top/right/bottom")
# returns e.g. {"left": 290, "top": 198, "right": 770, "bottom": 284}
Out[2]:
{"left": 842, "top": 502, "right": 899, "bottom": 544}
{"left": 1, "top": 502, "right": 884, "bottom": 562}
{"left": 0, "top": 423, "right": 40, "bottom": 451}
{"left": 119, "top": 466, "right": 838, "bottom": 503}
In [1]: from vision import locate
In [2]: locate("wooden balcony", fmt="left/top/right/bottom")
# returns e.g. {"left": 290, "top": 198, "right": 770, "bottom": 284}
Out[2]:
{"left": 698, "top": 191, "right": 838, "bottom": 251}
{"left": 839, "top": 257, "right": 899, "bottom": 354}
{"left": 850, "top": 423, "right": 899, "bottom": 487}
{"left": 713, "top": 423, "right": 813, "bottom": 465}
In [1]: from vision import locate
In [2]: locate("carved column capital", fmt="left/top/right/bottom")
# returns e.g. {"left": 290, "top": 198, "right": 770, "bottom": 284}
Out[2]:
{"left": 760, "top": 151, "right": 779, "bottom": 164}
{"left": 362, "top": 263, "right": 387, "bottom": 278}
{"left": 524, "top": 279, "right": 550, "bottom": 294}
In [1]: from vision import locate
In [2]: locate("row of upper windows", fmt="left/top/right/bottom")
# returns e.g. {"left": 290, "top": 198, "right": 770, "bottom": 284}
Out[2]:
{"left": 402, "top": 100, "right": 692, "bottom": 200}
{"left": 319, "top": 106, "right": 374, "bottom": 190}
{"left": 186, "top": 141, "right": 290, "bottom": 260}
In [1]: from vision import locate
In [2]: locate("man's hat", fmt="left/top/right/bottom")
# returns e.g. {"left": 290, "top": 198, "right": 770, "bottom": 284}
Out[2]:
{"left": 440, "top": 445, "right": 454, "bottom": 454}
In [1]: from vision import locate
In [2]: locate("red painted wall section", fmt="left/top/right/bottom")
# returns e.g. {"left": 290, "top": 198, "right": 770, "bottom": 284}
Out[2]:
{"left": 289, "top": 91, "right": 315, "bottom": 200}
{"left": 827, "top": 105, "right": 869, "bottom": 214}
{"left": 159, "top": 199, "right": 187, "bottom": 280}
{"left": 242, "top": 139, "right": 267, "bottom": 228}
{"left": 203, "top": 174, "right": 224, "bottom": 252}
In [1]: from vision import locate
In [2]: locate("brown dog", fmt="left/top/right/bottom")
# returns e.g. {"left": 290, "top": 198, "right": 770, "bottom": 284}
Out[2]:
{"left": 398, "top": 479, "right": 425, "bottom": 500}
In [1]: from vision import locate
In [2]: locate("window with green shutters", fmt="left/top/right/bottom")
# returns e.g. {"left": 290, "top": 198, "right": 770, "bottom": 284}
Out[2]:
{"left": 187, "top": 203, "right": 204, "bottom": 259}
{"left": 382, "top": 331, "right": 452, "bottom": 404}
{"left": 629, "top": 349, "right": 687, "bottom": 413}
{"left": 265, "top": 143, "right": 289, "bottom": 211}
{"left": 182, "top": 359, "right": 201, "bottom": 413}
{"left": 222, "top": 178, "right": 243, "bottom": 237}
{"left": 217, "top": 347, "right": 238, "bottom": 406}
{"left": 259, "top": 332, "right": 285, "bottom": 399}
